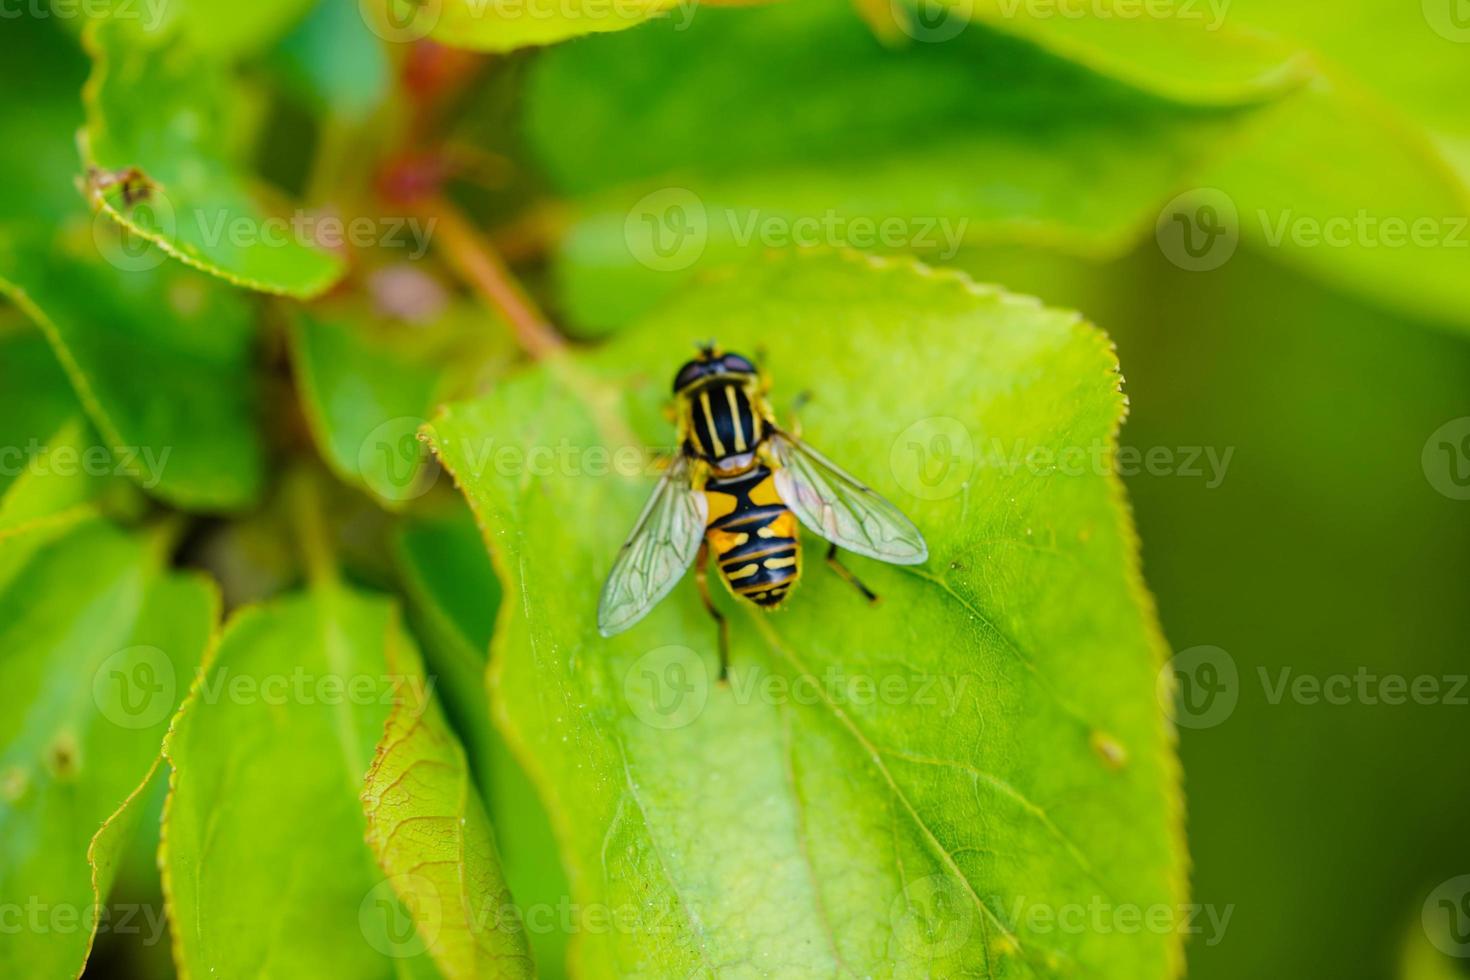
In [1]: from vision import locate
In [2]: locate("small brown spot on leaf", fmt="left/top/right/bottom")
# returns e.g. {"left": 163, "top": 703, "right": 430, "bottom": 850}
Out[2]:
{"left": 1090, "top": 731, "right": 1128, "bottom": 770}
{"left": 46, "top": 731, "right": 82, "bottom": 779}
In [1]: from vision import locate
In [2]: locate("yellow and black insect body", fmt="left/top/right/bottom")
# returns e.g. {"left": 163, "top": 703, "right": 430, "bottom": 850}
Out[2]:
{"left": 674, "top": 349, "right": 802, "bottom": 609}
{"left": 598, "top": 345, "right": 928, "bottom": 680}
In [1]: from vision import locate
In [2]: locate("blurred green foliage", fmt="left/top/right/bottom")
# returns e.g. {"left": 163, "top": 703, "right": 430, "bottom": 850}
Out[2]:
{"left": 0, "top": 0, "right": 1467, "bottom": 977}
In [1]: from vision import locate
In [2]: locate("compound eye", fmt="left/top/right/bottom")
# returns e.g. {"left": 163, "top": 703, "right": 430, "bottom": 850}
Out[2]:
{"left": 721, "top": 353, "right": 756, "bottom": 374}
{"left": 672, "top": 360, "right": 707, "bottom": 393}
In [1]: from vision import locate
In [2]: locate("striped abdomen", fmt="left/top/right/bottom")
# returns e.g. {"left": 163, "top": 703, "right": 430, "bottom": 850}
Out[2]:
{"left": 704, "top": 465, "right": 800, "bottom": 608}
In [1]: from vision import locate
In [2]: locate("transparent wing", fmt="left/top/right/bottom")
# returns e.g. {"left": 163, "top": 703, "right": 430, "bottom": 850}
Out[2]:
{"left": 597, "top": 454, "right": 708, "bottom": 636}
{"left": 771, "top": 430, "right": 928, "bottom": 565}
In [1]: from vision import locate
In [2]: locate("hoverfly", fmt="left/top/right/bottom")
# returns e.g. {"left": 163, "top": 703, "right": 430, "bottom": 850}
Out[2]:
{"left": 597, "top": 344, "right": 928, "bottom": 679}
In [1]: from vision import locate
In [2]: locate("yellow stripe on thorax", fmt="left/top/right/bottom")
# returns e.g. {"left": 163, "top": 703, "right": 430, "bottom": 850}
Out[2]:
{"left": 699, "top": 390, "right": 727, "bottom": 456}
{"left": 725, "top": 385, "right": 747, "bottom": 452}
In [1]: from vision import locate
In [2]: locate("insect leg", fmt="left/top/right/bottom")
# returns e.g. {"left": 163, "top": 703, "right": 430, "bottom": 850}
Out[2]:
{"left": 785, "top": 391, "right": 813, "bottom": 437}
{"left": 695, "top": 542, "right": 731, "bottom": 681}
{"left": 825, "top": 543, "right": 879, "bottom": 604}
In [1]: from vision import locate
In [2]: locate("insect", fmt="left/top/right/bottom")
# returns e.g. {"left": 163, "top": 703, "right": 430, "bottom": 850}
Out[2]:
{"left": 597, "top": 344, "right": 928, "bottom": 679}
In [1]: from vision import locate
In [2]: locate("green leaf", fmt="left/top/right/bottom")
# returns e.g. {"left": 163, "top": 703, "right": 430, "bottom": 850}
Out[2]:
{"left": 360, "top": 0, "right": 677, "bottom": 53}
{"left": 161, "top": 582, "right": 514, "bottom": 976}
{"left": 1218, "top": 0, "right": 1470, "bottom": 150}
{"left": 0, "top": 16, "right": 91, "bottom": 227}
{"left": 81, "top": 18, "right": 346, "bottom": 297}
{"left": 0, "top": 330, "right": 79, "bottom": 500}
{"left": 950, "top": 0, "right": 1311, "bottom": 106}
{"left": 928, "top": 2, "right": 1470, "bottom": 331}
{"left": 0, "top": 518, "right": 216, "bottom": 979}
{"left": 524, "top": 0, "right": 1273, "bottom": 333}
{"left": 394, "top": 505, "right": 574, "bottom": 977}
{"left": 393, "top": 508, "right": 503, "bottom": 780}
{"left": 0, "top": 229, "right": 265, "bottom": 512}
{"left": 1400, "top": 895, "right": 1469, "bottom": 980}
{"left": 427, "top": 250, "right": 1184, "bottom": 976}
{"left": 288, "top": 311, "right": 444, "bottom": 507}
{"left": 271, "top": 0, "right": 391, "bottom": 122}
{"left": 361, "top": 615, "right": 535, "bottom": 978}
{"left": 1197, "top": 76, "right": 1470, "bottom": 331}
{"left": 160, "top": 0, "right": 318, "bottom": 57}
{"left": 0, "top": 417, "right": 109, "bottom": 540}
{"left": 53, "top": 0, "right": 316, "bottom": 56}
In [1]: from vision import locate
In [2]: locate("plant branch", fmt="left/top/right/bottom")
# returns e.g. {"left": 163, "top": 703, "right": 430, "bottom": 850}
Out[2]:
{"left": 413, "top": 194, "right": 566, "bottom": 360}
